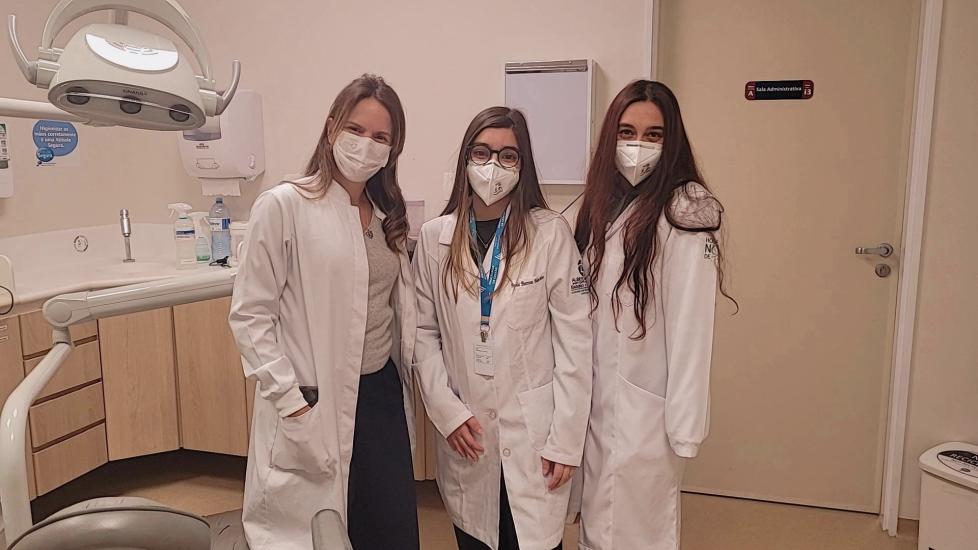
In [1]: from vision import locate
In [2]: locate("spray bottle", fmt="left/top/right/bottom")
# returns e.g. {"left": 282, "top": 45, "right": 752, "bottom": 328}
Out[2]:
{"left": 168, "top": 203, "right": 196, "bottom": 269}
{"left": 189, "top": 212, "right": 212, "bottom": 263}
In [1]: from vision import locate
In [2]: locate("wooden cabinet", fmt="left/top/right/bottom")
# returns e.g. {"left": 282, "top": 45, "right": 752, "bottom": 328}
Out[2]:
{"left": 33, "top": 424, "right": 108, "bottom": 496}
{"left": 20, "top": 310, "right": 96, "bottom": 357}
{"left": 173, "top": 297, "right": 249, "bottom": 456}
{"left": 29, "top": 382, "right": 106, "bottom": 448}
{"left": 25, "top": 340, "right": 102, "bottom": 401}
{"left": 11, "top": 299, "right": 257, "bottom": 497}
{"left": 0, "top": 316, "right": 37, "bottom": 498}
{"left": 99, "top": 308, "right": 180, "bottom": 460}
{"left": 11, "top": 298, "right": 444, "bottom": 495}
{"left": 0, "top": 316, "right": 24, "bottom": 403}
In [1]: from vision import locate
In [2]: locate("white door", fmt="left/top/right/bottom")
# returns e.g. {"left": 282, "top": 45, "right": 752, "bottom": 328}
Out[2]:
{"left": 659, "top": 0, "right": 919, "bottom": 512}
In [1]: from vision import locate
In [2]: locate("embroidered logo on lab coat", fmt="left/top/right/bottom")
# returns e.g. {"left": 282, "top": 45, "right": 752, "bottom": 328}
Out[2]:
{"left": 704, "top": 237, "right": 718, "bottom": 260}
{"left": 571, "top": 259, "right": 590, "bottom": 295}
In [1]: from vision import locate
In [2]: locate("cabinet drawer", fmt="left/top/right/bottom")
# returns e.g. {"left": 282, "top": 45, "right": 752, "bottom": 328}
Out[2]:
{"left": 20, "top": 310, "right": 97, "bottom": 357}
{"left": 33, "top": 423, "right": 107, "bottom": 496}
{"left": 25, "top": 340, "right": 102, "bottom": 401}
{"left": 30, "top": 382, "right": 106, "bottom": 449}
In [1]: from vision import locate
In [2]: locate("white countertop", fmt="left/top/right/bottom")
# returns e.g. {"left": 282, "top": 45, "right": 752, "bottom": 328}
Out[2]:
{"left": 1, "top": 223, "right": 230, "bottom": 309}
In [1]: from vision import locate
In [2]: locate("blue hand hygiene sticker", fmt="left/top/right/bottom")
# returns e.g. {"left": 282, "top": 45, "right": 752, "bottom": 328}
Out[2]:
{"left": 33, "top": 120, "right": 79, "bottom": 166}
{"left": 36, "top": 148, "right": 55, "bottom": 164}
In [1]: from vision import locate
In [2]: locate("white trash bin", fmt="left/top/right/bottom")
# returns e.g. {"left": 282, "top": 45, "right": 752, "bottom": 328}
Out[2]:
{"left": 918, "top": 442, "right": 978, "bottom": 550}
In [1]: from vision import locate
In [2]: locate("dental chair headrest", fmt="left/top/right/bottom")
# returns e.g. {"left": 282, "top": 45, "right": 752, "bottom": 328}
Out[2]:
{"left": 7, "top": 496, "right": 211, "bottom": 550}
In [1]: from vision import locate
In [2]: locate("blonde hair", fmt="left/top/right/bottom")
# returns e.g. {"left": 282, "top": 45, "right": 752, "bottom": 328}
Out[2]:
{"left": 297, "top": 74, "right": 409, "bottom": 252}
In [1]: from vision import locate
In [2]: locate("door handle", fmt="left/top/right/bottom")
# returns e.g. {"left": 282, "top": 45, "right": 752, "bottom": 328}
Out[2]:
{"left": 855, "top": 243, "right": 894, "bottom": 258}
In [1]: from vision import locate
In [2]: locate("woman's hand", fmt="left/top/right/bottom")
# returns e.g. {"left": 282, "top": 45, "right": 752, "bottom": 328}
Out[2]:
{"left": 448, "top": 417, "right": 485, "bottom": 460}
{"left": 288, "top": 405, "right": 312, "bottom": 418}
{"left": 542, "top": 458, "right": 576, "bottom": 491}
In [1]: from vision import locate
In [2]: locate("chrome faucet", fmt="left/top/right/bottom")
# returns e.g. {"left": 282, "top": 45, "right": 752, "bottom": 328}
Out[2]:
{"left": 120, "top": 208, "right": 134, "bottom": 263}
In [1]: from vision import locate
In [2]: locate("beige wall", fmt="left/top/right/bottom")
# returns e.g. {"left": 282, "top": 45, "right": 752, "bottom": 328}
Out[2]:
{"left": 899, "top": 0, "right": 978, "bottom": 520}
{"left": 0, "top": 0, "right": 651, "bottom": 238}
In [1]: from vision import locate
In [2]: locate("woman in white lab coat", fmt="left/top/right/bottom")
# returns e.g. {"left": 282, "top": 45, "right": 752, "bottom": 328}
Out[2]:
{"left": 229, "top": 74, "right": 419, "bottom": 550}
{"left": 413, "top": 106, "right": 592, "bottom": 550}
{"left": 573, "top": 80, "right": 734, "bottom": 550}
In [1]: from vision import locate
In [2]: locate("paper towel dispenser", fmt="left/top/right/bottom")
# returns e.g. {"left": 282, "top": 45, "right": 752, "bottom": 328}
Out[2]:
{"left": 178, "top": 89, "right": 264, "bottom": 195}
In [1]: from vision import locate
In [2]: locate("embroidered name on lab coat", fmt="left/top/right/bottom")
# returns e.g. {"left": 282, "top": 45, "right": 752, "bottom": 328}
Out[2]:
{"left": 512, "top": 275, "right": 545, "bottom": 287}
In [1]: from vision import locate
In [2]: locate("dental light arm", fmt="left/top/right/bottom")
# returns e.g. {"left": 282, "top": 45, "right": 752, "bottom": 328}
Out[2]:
{"left": 0, "top": 97, "right": 87, "bottom": 124}
{"left": 43, "top": 269, "right": 237, "bottom": 327}
{"left": 0, "top": 269, "right": 236, "bottom": 541}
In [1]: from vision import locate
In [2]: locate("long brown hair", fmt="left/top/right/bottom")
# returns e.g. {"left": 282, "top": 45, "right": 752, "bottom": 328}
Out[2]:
{"left": 574, "top": 80, "right": 736, "bottom": 338}
{"left": 441, "top": 107, "right": 548, "bottom": 300}
{"left": 297, "top": 74, "right": 408, "bottom": 252}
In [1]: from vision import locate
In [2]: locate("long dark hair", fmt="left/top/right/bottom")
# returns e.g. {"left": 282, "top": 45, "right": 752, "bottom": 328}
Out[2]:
{"left": 574, "top": 80, "right": 736, "bottom": 338}
{"left": 441, "top": 107, "right": 548, "bottom": 300}
{"left": 298, "top": 74, "right": 408, "bottom": 252}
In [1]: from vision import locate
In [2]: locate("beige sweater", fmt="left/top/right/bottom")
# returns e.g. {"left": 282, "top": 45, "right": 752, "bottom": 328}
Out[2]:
{"left": 361, "top": 214, "right": 398, "bottom": 374}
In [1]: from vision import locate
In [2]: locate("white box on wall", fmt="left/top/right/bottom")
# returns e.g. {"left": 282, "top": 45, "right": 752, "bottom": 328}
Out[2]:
{"left": 504, "top": 59, "right": 595, "bottom": 185}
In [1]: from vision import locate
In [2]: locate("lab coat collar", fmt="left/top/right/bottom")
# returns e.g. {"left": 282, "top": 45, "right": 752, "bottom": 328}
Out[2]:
{"left": 437, "top": 212, "right": 509, "bottom": 284}
{"left": 607, "top": 203, "right": 636, "bottom": 240}
{"left": 438, "top": 213, "right": 459, "bottom": 245}
{"left": 322, "top": 177, "right": 388, "bottom": 221}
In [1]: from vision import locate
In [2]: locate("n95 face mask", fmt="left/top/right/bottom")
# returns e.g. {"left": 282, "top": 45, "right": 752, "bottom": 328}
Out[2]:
{"left": 332, "top": 131, "right": 392, "bottom": 183}
{"left": 467, "top": 161, "right": 520, "bottom": 206}
{"left": 616, "top": 140, "right": 662, "bottom": 186}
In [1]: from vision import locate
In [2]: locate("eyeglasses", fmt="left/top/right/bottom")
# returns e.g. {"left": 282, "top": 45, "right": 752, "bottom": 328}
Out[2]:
{"left": 466, "top": 144, "right": 521, "bottom": 169}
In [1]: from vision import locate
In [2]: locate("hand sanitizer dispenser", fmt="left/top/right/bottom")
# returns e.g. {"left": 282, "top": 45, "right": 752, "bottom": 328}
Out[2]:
{"left": 178, "top": 89, "right": 265, "bottom": 196}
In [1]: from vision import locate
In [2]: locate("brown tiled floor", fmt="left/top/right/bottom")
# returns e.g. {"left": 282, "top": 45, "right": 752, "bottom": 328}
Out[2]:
{"left": 19, "top": 451, "right": 919, "bottom": 549}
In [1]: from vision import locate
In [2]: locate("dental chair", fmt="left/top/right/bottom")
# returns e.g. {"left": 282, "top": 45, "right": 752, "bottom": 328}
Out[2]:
{"left": 5, "top": 496, "right": 352, "bottom": 550}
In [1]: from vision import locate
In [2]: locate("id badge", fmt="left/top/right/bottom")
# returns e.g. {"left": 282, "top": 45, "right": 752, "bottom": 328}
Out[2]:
{"left": 474, "top": 342, "right": 494, "bottom": 377}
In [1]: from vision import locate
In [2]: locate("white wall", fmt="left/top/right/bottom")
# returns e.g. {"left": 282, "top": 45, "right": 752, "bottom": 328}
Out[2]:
{"left": 0, "top": 0, "right": 651, "bottom": 238}
{"left": 899, "top": 0, "right": 978, "bottom": 520}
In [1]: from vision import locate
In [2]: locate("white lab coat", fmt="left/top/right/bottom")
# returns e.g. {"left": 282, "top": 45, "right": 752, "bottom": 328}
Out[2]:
{"left": 578, "top": 185, "right": 718, "bottom": 550}
{"left": 229, "top": 176, "right": 417, "bottom": 550}
{"left": 413, "top": 209, "right": 592, "bottom": 550}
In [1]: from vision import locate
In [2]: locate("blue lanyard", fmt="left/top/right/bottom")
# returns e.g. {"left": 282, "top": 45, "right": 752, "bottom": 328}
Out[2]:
{"left": 469, "top": 208, "right": 509, "bottom": 342}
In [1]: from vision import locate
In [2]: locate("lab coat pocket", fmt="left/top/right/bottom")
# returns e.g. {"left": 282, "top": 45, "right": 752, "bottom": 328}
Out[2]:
{"left": 614, "top": 374, "right": 683, "bottom": 546}
{"left": 616, "top": 374, "right": 669, "bottom": 462}
{"left": 270, "top": 406, "right": 334, "bottom": 475}
{"left": 517, "top": 381, "right": 555, "bottom": 451}
{"left": 505, "top": 277, "right": 548, "bottom": 330}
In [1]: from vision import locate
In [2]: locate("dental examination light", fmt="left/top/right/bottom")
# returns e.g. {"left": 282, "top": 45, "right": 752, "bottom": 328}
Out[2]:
{"left": 3, "top": 0, "right": 240, "bottom": 130}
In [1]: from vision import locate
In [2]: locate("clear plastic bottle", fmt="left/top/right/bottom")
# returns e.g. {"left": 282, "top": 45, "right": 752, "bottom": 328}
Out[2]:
{"left": 209, "top": 197, "right": 232, "bottom": 261}
{"left": 168, "top": 203, "right": 196, "bottom": 269}
{"left": 189, "top": 212, "right": 212, "bottom": 263}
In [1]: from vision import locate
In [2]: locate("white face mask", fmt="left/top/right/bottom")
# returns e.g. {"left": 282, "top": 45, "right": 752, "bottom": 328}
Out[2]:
{"left": 616, "top": 140, "right": 662, "bottom": 186}
{"left": 467, "top": 161, "right": 520, "bottom": 206}
{"left": 332, "top": 131, "right": 392, "bottom": 183}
